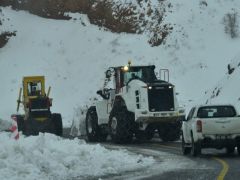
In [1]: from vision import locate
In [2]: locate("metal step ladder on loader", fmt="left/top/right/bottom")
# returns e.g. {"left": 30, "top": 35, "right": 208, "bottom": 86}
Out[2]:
{"left": 85, "top": 62, "right": 185, "bottom": 144}
{"left": 12, "top": 76, "right": 63, "bottom": 136}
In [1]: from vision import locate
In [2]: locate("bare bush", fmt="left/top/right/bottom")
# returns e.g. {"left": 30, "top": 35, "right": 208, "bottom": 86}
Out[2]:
{"left": 223, "top": 12, "right": 239, "bottom": 38}
{"left": 148, "top": 24, "right": 173, "bottom": 47}
{"left": 0, "top": 31, "right": 16, "bottom": 48}
{"left": 0, "top": 0, "right": 172, "bottom": 46}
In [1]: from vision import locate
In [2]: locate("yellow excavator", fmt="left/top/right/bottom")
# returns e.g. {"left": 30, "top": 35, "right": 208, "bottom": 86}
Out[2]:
{"left": 12, "top": 76, "right": 63, "bottom": 136}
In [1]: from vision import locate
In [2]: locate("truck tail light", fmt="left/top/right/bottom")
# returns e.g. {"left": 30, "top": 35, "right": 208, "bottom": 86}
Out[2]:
{"left": 196, "top": 120, "right": 202, "bottom": 132}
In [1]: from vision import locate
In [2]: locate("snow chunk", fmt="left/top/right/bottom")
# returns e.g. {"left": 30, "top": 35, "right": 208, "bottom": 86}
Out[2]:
{"left": 0, "top": 119, "right": 11, "bottom": 131}
{"left": 0, "top": 133, "right": 154, "bottom": 180}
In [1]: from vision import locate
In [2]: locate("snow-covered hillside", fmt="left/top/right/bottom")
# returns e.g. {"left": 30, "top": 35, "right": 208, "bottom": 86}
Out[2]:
{"left": 204, "top": 53, "right": 240, "bottom": 109}
{"left": 1, "top": 0, "right": 240, "bottom": 126}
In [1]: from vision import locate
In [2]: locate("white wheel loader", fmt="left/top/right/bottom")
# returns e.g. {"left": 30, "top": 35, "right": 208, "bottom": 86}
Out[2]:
{"left": 85, "top": 62, "right": 185, "bottom": 143}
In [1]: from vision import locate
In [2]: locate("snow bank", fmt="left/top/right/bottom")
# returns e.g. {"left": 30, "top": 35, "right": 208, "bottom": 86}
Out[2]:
{"left": 70, "top": 105, "right": 87, "bottom": 136}
{"left": 0, "top": 119, "right": 11, "bottom": 131}
{"left": 0, "top": 132, "right": 154, "bottom": 180}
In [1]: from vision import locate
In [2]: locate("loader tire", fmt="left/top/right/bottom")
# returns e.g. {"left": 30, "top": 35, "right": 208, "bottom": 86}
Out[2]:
{"left": 85, "top": 107, "right": 107, "bottom": 142}
{"left": 109, "top": 106, "right": 133, "bottom": 144}
{"left": 52, "top": 113, "right": 63, "bottom": 136}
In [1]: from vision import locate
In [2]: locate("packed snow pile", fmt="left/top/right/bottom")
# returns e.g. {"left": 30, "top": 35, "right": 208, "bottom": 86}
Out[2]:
{"left": 70, "top": 105, "right": 88, "bottom": 136}
{"left": 0, "top": 119, "right": 11, "bottom": 131}
{"left": 0, "top": 132, "right": 154, "bottom": 180}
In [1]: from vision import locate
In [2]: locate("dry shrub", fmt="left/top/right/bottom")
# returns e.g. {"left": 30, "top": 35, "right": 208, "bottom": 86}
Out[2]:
{"left": 0, "top": 0, "right": 171, "bottom": 46}
{"left": 0, "top": 31, "right": 16, "bottom": 48}
{"left": 223, "top": 11, "right": 239, "bottom": 38}
{"left": 89, "top": 1, "right": 138, "bottom": 33}
{"left": 1, "top": 0, "right": 138, "bottom": 33}
{"left": 148, "top": 24, "right": 173, "bottom": 47}
{"left": 63, "top": 0, "right": 91, "bottom": 13}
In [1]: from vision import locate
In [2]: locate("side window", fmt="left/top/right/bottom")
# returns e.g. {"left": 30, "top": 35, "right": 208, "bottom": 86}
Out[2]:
{"left": 187, "top": 108, "right": 195, "bottom": 121}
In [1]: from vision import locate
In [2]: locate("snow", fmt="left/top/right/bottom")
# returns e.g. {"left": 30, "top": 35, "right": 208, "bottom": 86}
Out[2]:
{"left": 204, "top": 53, "right": 240, "bottom": 110}
{"left": 0, "top": 132, "right": 154, "bottom": 180}
{"left": 1, "top": 1, "right": 240, "bottom": 126}
{"left": 0, "top": 1, "right": 238, "bottom": 178}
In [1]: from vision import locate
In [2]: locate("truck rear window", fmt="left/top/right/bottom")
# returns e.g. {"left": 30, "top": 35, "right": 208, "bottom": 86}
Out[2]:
{"left": 197, "top": 106, "right": 236, "bottom": 118}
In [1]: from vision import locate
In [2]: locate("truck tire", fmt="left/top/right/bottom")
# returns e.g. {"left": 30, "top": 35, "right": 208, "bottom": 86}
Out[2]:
{"left": 191, "top": 134, "right": 201, "bottom": 156}
{"left": 52, "top": 113, "right": 63, "bottom": 136}
{"left": 182, "top": 134, "right": 191, "bottom": 155}
{"left": 109, "top": 107, "right": 133, "bottom": 143}
{"left": 85, "top": 107, "right": 107, "bottom": 142}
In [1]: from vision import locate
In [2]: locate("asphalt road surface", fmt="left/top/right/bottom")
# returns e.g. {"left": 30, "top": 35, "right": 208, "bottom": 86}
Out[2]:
{"left": 63, "top": 128, "right": 240, "bottom": 180}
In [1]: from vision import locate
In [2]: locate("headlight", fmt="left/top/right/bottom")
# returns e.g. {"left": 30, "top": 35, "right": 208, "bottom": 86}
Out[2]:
{"left": 123, "top": 65, "right": 129, "bottom": 71}
{"left": 148, "top": 86, "right": 152, "bottom": 90}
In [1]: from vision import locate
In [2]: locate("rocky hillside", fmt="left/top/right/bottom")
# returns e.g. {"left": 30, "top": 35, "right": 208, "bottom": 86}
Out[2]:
{"left": 204, "top": 55, "right": 240, "bottom": 109}
{"left": 1, "top": 0, "right": 240, "bottom": 125}
{"left": 0, "top": 0, "right": 172, "bottom": 46}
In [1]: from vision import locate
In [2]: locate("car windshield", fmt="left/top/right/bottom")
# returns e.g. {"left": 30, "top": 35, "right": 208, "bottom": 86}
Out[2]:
{"left": 197, "top": 106, "right": 236, "bottom": 118}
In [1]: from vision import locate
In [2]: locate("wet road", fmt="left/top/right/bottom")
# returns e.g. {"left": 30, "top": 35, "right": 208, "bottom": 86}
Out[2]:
{"left": 63, "top": 128, "right": 240, "bottom": 180}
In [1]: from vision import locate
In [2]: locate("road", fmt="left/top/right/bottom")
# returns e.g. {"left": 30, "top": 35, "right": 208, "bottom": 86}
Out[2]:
{"left": 63, "top": 129, "right": 240, "bottom": 180}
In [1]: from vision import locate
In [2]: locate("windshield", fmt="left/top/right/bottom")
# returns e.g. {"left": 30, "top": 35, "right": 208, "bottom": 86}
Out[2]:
{"left": 197, "top": 106, "right": 236, "bottom": 118}
{"left": 28, "top": 81, "right": 42, "bottom": 96}
{"left": 123, "top": 66, "right": 157, "bottom": 85}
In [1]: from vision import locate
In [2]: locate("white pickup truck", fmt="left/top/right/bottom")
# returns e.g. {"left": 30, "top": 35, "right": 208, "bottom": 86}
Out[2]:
{"left": 182, "top": 105, "right": 240, "bottom": 156}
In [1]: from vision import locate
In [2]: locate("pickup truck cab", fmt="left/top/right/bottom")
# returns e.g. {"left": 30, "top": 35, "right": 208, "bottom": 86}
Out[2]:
{"left": 182, "top": 104, "right": 240, "bottom": 156}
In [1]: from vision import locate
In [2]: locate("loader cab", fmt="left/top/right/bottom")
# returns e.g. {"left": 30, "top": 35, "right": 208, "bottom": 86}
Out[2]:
{"left": 114, "top": 65, "right": 157, "bottom": 93}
